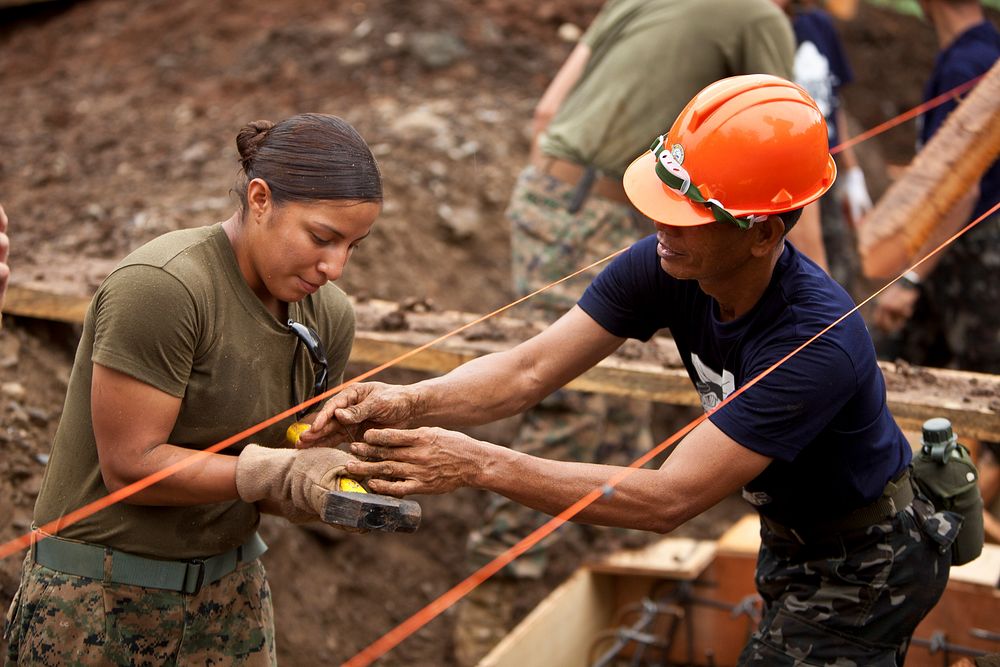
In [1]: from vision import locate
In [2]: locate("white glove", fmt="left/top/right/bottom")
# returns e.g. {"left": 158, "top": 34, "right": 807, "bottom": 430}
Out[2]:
{"left": 840, "top": 166, "right": 873, "bottom": 225}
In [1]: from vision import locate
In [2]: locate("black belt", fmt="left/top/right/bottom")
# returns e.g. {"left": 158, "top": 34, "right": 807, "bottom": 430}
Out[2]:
{"left": 760, "top": 469, "right": 914, "bottom": 545}
{"left": 31, "top": 530, "right": 267, "bottom": 595}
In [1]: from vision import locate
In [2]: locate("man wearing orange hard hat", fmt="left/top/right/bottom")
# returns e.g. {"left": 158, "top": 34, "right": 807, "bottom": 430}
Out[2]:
{"left": 307, "top": 75, "right": 956, "bottom": 664}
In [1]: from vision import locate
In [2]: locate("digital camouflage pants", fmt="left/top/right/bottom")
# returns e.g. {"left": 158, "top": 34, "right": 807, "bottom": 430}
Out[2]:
{"left": 740, "top": 493, "right": 957, "bottom": 666}
{"left": 4, "top": 553, "right": 276, "bottom": 666}
{"left": 466, "top": 165, "right": 654, "bottom": 578}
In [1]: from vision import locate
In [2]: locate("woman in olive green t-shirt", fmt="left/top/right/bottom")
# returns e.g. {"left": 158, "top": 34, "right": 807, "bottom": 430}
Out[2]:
{"left": 6, "top": 114, "right": 382, "bottom": 665}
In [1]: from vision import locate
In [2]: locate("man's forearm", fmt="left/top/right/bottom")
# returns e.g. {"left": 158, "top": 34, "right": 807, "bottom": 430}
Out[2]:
{"left": 405, "top": 307, "right": 623, "bottom": 429}
{"left": 476, "top": 445, "right": 685, "bottom": 532}
{"left": 408, "top": 347, "right": 546, "bottom": 428}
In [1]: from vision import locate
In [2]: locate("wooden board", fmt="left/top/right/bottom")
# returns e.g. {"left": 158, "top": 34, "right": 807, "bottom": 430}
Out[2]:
{"left": 3, "top": 285, "right": 91, "bottom": 325}
{"left": 715, "top": 514, "right": 761, "bottom": 557}
{"left": 950, "top": 542, "right": 1000, "bottom": 588}
{"left": 588, "top": 537, "right": 716, "bottom": 580}
{"left": 4, "top": 285, "right": 999, "bottom": 440}
{"left": 480, "top": 568, "right": 615, "bottom": 667}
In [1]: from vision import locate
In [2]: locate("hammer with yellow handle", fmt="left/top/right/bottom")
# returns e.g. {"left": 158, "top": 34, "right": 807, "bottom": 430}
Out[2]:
{"left": 286, "top": 422, "right": 421, "bottom": 533}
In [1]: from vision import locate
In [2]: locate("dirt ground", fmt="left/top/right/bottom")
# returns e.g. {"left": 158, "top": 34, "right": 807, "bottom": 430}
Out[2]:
{"left": 0, "top": 0, "right": 984, "bottom": 664}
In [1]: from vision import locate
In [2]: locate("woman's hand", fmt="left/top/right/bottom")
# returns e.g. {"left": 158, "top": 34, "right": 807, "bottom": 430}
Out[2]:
{"left": 298, "top": 382, "right": 420, "bottom": 448}
{"left": 346, "top": 427, "right": 492, "bottom": 496}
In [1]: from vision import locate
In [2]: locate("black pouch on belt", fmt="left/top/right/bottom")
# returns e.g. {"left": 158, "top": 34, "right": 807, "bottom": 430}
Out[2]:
{"left": 566, "top": 167, "right": 596, "bottom": 214}
{"left": 911, "top": 418, "right": 985, "bottom": 565}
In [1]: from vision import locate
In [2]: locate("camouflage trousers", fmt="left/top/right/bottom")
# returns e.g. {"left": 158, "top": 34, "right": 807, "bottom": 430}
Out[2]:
{"left": 467, "top": 165, "right": 654, "bottom": 579}
{"left": 509, "top": 164, "right": 651, "bottom": 314}
{"left": 740, "top": 494, "right": 957, "bottom": 666}
{"left": 4, "top": 552, "right": 276, "bottom": 666}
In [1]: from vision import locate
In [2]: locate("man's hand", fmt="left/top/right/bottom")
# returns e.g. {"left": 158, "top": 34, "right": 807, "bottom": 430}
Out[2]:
{"left": 299, "top": 382, "right": 420, "bottom": 448}
{"left": 346, "top": 427, "right": 492, "bottom": 497}
{"left": 872, "top": 282, "right": 920, "bottom": 335}
{"left": 0, "top": 204, "right": 10, "bottom": 316}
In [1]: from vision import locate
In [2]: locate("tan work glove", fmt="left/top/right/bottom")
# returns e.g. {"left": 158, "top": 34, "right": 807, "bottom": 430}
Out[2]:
{"left": 235, "top": 444, "right": 357, "bottom": 524}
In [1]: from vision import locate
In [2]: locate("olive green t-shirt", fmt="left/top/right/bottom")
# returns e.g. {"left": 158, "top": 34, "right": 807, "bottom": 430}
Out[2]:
{"left": 34, "top": 224, "right": 355, "bottom": 559}
{"left": 540, "top": 0, "right": 795, "bottom": 176}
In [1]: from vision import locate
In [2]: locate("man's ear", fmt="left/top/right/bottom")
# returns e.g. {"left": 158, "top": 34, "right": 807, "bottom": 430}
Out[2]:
{"left": 246, "top": 178, "right": 272, "bottom": 222}
{"left": 749, "top": 215, "right": 786, "bottom": 258}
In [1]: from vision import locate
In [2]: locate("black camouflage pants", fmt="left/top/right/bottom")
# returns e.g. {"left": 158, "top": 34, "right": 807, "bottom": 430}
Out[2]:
{"left": 740, "top": 495, "right": 957, "bottom": 666}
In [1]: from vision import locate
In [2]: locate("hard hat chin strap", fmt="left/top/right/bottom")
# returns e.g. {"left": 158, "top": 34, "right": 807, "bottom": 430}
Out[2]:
{"left": 650, "top": 136, "right": 767, "bottom": 231}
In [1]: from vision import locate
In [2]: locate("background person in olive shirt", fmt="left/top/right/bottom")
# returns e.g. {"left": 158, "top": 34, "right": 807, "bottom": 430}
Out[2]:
{"left": 4, "top": 114, "right": 381, "bottom": 665}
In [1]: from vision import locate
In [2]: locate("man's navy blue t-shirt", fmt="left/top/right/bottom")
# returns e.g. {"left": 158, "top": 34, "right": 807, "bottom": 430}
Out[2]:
{"left": 578, "top": 235, "right": 910, "bottom": 526}
{"left": 919, "top": 21, "right": 1000, "bottom": 221}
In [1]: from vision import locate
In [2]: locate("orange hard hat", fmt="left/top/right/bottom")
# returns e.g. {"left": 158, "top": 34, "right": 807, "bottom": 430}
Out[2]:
{"left": 623, "top": 74, "right": 837, "bottom": 228}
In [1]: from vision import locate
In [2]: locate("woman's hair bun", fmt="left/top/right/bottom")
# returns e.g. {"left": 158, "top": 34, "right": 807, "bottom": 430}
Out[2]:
{"left": 236, "top": 120, "right": 275, "bottom": 171}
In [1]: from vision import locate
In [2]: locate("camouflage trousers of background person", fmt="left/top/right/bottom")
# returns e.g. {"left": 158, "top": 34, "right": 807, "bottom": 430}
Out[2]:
{"left": 466, "top": 164, "right": 655, "bottom": 579}
{"left": 4, "top": 553, "right": 276, "bottom": 666}
{"left": 740, "top": 492, "right": 957, "bottom": 666}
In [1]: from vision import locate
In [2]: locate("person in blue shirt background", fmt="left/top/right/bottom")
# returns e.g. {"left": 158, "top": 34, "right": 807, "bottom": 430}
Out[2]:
{"left": 772, "top": 0, "right": 873, "bottom": 296}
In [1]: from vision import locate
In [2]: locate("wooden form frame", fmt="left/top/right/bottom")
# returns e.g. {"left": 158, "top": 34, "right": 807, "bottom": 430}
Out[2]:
{"left": 483, "top": 516, "right": 1000, "bottom": 667}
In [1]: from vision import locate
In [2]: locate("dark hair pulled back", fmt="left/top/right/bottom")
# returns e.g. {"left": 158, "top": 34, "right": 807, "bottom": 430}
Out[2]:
{"left": 234, "top": 113, "right": 382, "bottom": 216}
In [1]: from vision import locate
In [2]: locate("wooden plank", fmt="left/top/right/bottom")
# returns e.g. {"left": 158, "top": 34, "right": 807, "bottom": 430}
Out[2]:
{"left": 715, "top": 514, "right": 761, "bottom": 557}
{"left": 5, "top": 285, "right": 999, "bottom": 440}
{"left": 351, "top": 333, "right": 700, "bottom": 406}
{"left": 859, "top": 59, "right": 1000, "bottom": 278}
{"left": 950, "top": 542, "right": 1000, "bottom": 588}
{"left": 3, "top": 285, "right": 91, "bottom": 324}
{"left": 480, "top": 568, "right": 614, "bottom": 667}
{"left": 587, "top": 537, "right": 716, "bottom": 580}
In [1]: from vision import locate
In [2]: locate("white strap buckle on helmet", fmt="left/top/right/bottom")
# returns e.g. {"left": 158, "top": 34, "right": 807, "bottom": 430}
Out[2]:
{"left": 652, "top": 135, "right": 692, "bottom": 196}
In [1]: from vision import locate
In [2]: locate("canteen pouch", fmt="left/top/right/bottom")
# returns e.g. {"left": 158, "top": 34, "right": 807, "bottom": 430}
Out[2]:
{"left": 911, "top": 425, "right": 984, "bottom": 566}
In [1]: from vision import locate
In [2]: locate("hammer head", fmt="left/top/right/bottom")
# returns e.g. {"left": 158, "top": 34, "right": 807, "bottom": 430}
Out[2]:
{"left": 322, "top": 490, "right": 422, "bottom": 533}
